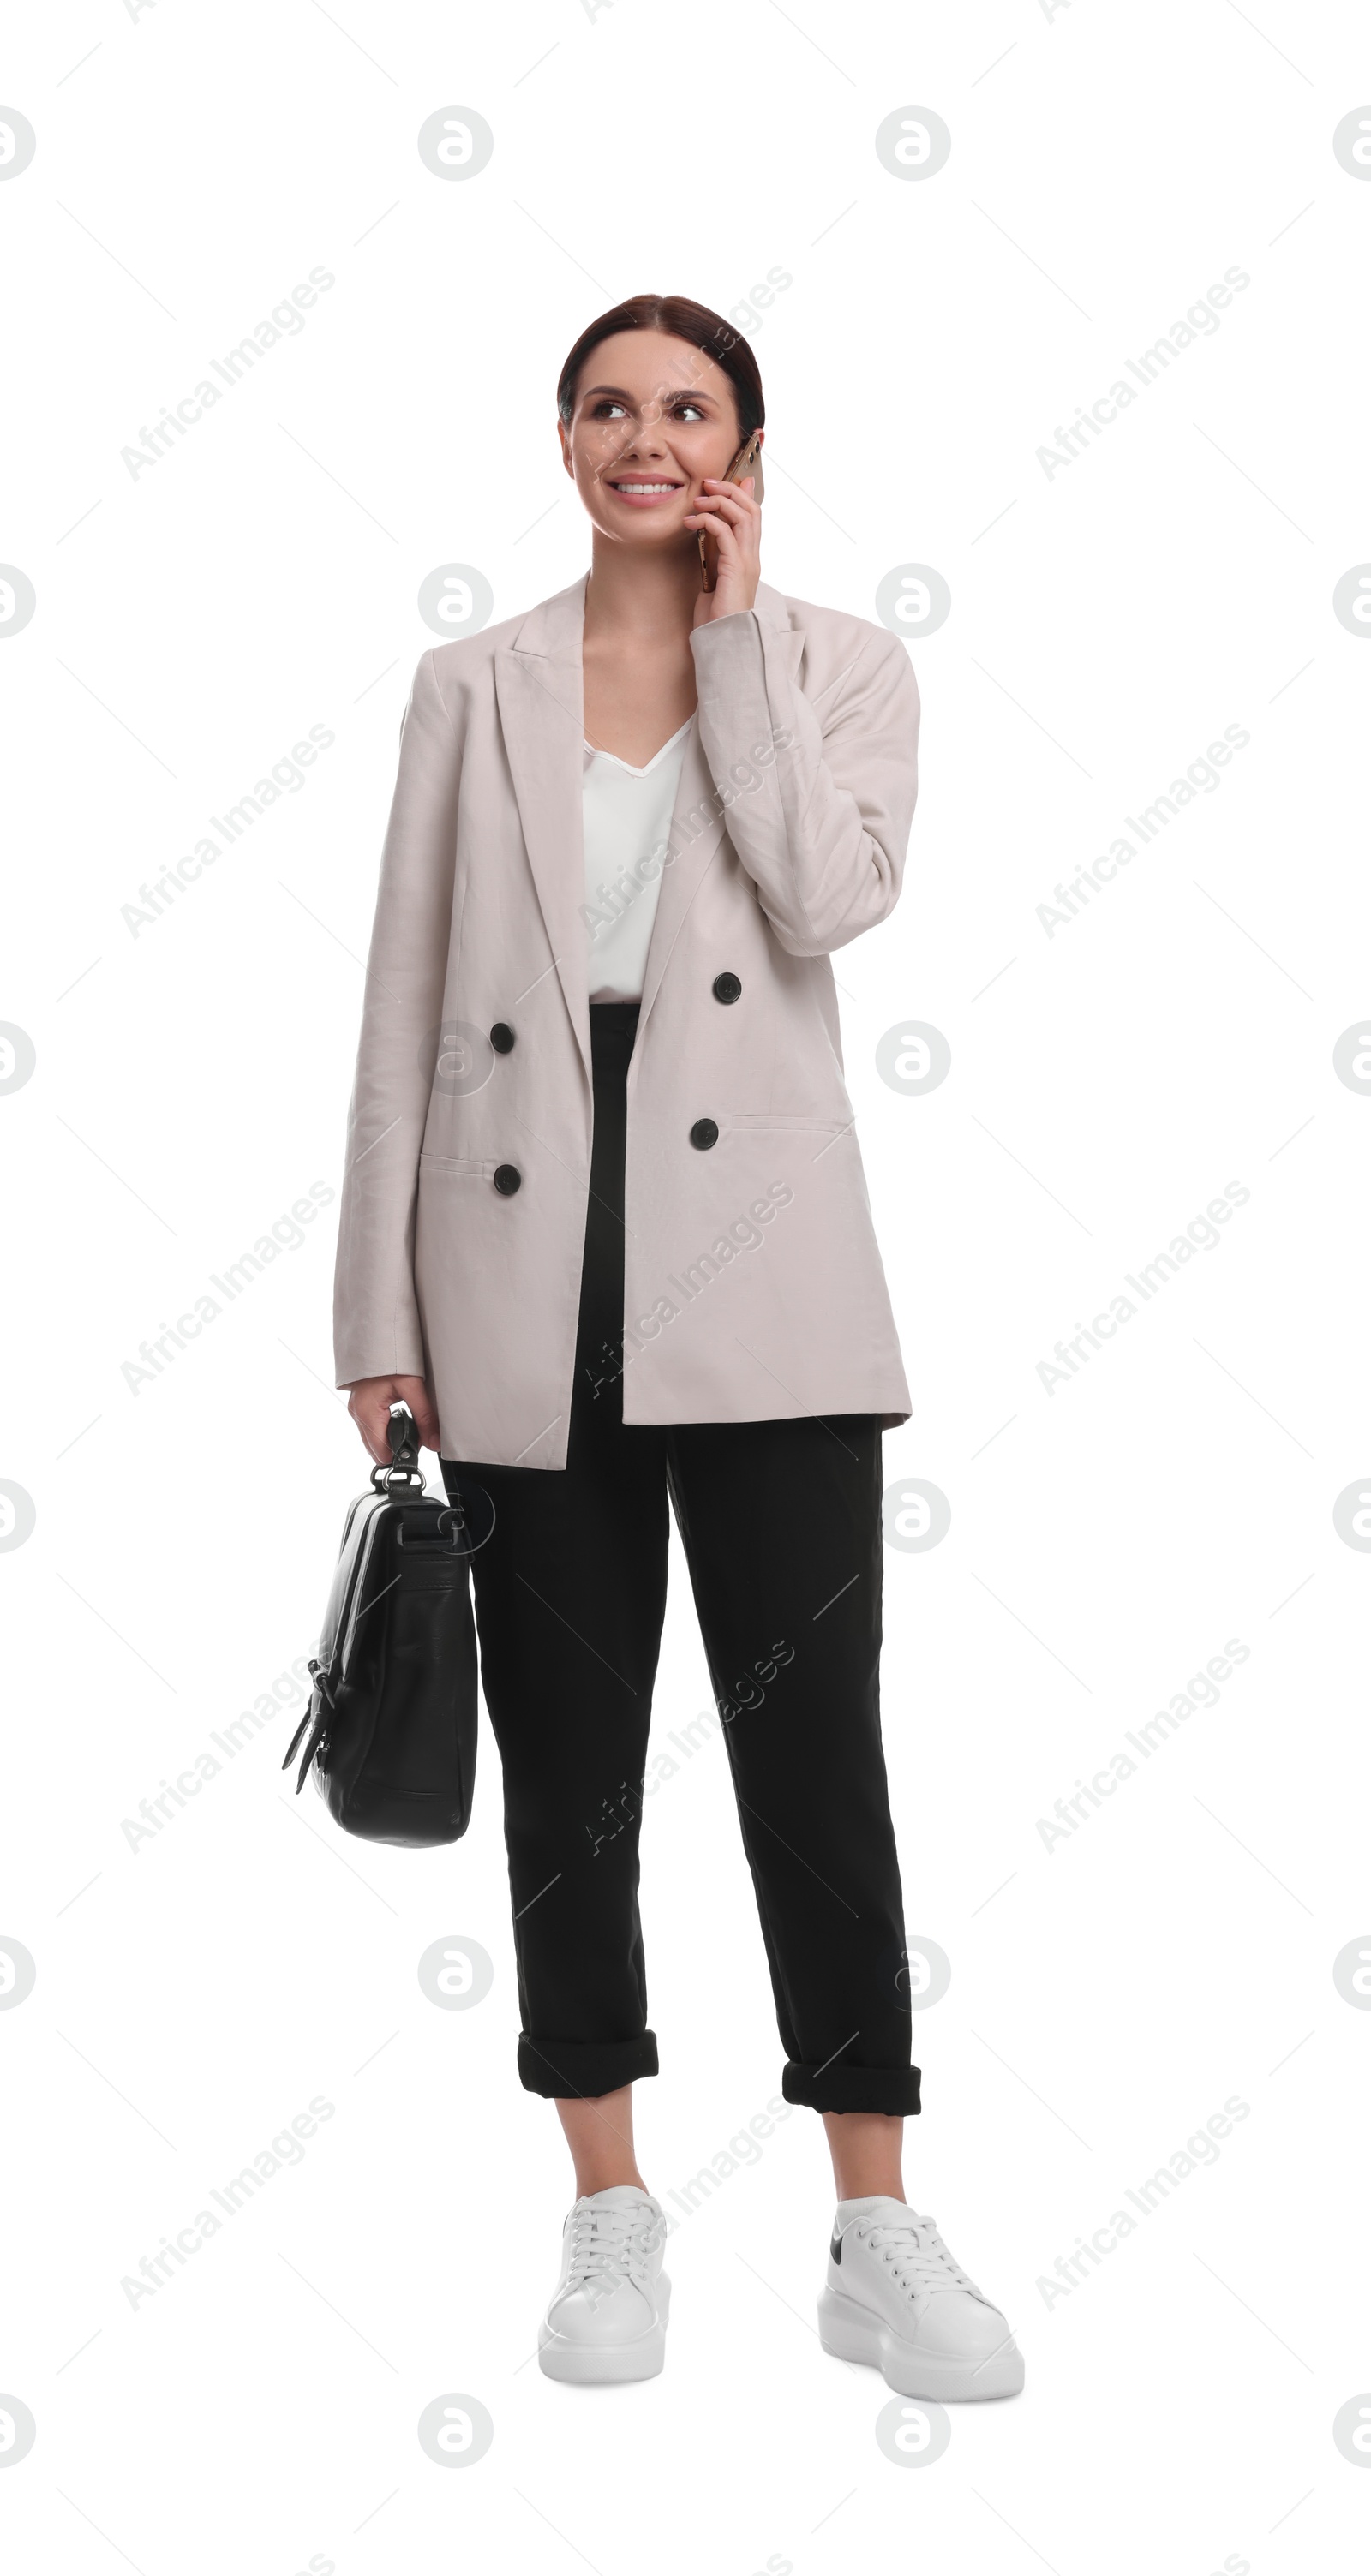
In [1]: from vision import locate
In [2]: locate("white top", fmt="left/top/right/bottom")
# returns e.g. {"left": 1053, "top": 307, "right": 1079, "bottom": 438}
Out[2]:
{"left": 580, "top": 716, "right": 693, "bottom": 1003}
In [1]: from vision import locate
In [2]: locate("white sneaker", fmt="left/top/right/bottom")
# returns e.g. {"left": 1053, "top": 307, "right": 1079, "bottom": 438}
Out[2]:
{"left": 537, "top": 2185, "right": 670, "bottom": 2384}
{"left": 818, "top": 2196, "right": 1024, "bottom": 2400}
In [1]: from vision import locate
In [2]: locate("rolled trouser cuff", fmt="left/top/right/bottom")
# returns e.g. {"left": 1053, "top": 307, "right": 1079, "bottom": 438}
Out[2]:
{"left": 782, "top": 2059, "right": 921, "bottom": 2115}
{"left": 518, "top": 2030, "right": 660, "bottom": 2099}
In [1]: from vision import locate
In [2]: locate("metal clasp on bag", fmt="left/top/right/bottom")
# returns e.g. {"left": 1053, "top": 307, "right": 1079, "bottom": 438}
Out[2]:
{"left": 370, "top": 1460, "right": 428, "bottom": 1496}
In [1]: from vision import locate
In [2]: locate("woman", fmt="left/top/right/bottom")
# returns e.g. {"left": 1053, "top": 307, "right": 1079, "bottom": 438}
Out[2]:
{"left": 333, "top": 295, "right": 1022, "bottom": 2399}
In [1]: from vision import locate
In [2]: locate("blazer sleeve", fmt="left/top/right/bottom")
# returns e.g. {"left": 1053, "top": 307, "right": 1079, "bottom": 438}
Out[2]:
{"left": 688, "top": 608, "right": 920, "bottom": 955}
{"left": 332, "top": 651, "right": 460, "bottom": 1388}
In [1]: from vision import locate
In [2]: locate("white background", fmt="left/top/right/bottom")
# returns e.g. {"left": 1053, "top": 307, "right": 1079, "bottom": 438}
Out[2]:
{"left": 3, "top": 1, "right": 1370, "bottom": 2567}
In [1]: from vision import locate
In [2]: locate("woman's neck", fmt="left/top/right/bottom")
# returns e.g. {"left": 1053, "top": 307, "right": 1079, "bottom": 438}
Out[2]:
{"left": 583, "top": 535, "right": 702, "bottom": 646}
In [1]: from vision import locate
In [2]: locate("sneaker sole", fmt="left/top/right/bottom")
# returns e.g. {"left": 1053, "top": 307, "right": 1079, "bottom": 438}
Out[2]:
{"left": 817, "top": 2285, "right": 1025, "bottom": 2401}
{"left": 537, "top": 2279, "right": 670, "bottom": 2385}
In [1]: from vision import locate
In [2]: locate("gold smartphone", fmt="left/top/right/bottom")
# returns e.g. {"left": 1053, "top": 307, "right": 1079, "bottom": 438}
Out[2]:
{"left": 697, "top": 430, "right": 763, "bottom": 591}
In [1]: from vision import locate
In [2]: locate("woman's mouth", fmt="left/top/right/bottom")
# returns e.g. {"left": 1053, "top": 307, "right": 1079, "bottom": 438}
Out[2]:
{"left": 606, "top": 478, "right": 685, "bottom": 506}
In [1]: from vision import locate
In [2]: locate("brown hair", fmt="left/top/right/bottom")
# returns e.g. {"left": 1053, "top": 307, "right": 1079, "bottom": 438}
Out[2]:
{"left": 557, "top": 294, "right": 764, "bottom": 442}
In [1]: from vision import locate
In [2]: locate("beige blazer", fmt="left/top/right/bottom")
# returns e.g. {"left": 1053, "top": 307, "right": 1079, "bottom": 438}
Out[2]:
{"left": 333, "top": 575, "right": 919, "bottom": 1468}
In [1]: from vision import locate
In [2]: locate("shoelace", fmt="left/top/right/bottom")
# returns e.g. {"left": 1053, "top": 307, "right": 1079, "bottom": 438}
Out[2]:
{"left": 564, "top": 2201, "right": 662, "bottom": 2297}
{"left": 853, "top": 2212, "right": 985, "bottom": 2304}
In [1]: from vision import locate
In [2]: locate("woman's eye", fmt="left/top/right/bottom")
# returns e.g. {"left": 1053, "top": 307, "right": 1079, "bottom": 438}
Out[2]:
{"left": 587, "top": 397, "right": 705, "bottom": 423}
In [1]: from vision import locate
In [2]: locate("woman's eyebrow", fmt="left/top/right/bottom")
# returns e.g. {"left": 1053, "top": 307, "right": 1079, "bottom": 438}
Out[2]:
{"left": 579, "top": 383, "right": 720, "bottom": 406}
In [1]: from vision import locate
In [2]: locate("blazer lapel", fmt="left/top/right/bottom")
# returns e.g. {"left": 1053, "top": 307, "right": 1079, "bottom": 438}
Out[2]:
{"left": 638, "top": 583, "right": 804, "bottom": 1030}
{"left": 494, "top": 576, "right": 591, "bottom": 1082}
{"left": 636, "top": 720, "right": 728, "bottom": 1027}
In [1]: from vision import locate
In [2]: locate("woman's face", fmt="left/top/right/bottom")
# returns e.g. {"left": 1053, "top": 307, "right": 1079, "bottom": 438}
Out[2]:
{"left": 560, "top": 328, "right": 755, "bottom": 553}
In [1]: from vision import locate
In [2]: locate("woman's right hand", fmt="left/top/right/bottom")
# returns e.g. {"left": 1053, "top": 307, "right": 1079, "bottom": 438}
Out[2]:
{"left": 344, "top": 1373, "right": 440, "bottom": 1466}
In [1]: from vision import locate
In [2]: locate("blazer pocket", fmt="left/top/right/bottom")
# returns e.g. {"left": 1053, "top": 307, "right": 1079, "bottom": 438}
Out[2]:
{"left": 419, "top": 1152, "right": 496, "bottom": 1178}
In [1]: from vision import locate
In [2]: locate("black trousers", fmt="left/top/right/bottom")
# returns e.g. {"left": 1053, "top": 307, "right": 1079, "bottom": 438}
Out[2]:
{"left": 441, "top": 1001, "right": 919, "bottom": 2116}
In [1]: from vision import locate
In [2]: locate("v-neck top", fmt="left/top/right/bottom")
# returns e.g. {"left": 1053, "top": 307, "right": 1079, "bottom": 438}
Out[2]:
{"left": 581, "top": 716, "right": 694, "bottom": 1003}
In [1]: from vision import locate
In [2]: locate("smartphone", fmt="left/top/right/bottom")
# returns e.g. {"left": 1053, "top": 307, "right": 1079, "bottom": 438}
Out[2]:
{"left": 697, "top": 431, "right": 763, "bottom": 591}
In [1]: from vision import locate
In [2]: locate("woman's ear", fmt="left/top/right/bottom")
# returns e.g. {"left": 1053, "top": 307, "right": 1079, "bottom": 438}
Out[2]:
{"left": 558, "top": 418, "right": 574, "bottom": 478}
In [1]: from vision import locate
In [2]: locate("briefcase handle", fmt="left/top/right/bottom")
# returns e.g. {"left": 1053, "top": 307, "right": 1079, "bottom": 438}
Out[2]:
{"left": 370, "top": 1404, "right": 427, "bottom": 1497}
{"left": 370, "top": 1406, "right": 470, "bottom": 1549}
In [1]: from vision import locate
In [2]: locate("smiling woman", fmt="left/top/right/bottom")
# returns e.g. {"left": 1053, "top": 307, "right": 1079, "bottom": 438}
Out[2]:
{"left": 329, "top": 289, "right": 1021, "bottom": 2401}
{"left": 556, "top": 294, "right": 768, "bottom": 764}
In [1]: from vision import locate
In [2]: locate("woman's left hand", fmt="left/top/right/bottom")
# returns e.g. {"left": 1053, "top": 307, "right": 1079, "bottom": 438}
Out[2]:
{"left": 688, "top": 475, "right": 761, "bottom": 625}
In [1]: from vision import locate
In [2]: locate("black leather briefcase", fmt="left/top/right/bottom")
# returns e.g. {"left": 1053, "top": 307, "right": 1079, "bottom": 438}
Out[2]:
{"left": 283, "top": 1410, "right": 478, "bottom": 1847}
